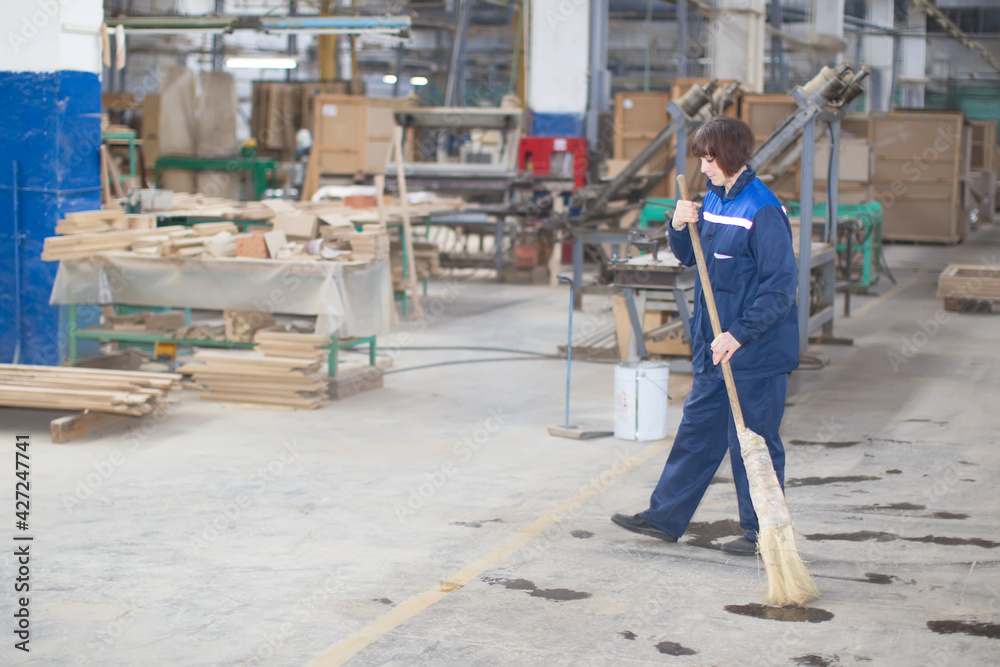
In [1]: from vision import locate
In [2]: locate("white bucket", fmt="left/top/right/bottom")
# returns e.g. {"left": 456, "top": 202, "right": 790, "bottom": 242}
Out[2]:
{"left": 613, "top": 361, "right": 669, "bottom": 441}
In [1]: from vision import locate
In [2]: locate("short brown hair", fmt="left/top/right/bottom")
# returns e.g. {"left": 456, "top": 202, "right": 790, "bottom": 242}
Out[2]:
{"left": 690, "top": 116, "right": 755, "bottom": 178}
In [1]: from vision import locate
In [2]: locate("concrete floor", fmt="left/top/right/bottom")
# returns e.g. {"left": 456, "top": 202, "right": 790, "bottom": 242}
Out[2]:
{"left": 3, "top": 224, "right": 1000, "bottom": 667}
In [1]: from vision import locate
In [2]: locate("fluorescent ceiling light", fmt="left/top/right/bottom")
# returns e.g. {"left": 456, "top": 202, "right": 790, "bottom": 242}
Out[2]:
{"left": 382, "top": 74, "right": 397, "bottom": 84}
{"left": 409, "top": 76, "right": 428, "bottom": 86}
{"left": 226, "top": 57, "right": 297, "bottom": 69}
{"left": 259, "top": 15, "right": 411, "bottom": 37}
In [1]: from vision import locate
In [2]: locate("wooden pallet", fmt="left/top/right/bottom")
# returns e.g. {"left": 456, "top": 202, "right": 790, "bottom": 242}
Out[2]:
{"left": 936, "top": 264, "right": 1000, "bottom": 301}
{"left": 943, "top": 297, "right": 998, "bottom": 313}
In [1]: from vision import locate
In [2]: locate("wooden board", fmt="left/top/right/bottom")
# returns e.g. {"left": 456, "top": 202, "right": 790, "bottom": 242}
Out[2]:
{"left": 51, "top": 411, "right": 135, "bottom": 444}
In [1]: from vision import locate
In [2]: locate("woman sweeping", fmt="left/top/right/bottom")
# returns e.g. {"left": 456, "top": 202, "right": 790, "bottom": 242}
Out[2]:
{"left": 612, "top": 116, "right": 799, "bottom": 557}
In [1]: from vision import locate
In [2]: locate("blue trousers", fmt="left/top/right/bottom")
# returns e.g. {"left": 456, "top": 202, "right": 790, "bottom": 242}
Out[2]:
{"left": 641, "top": 372, "right": 787, "bottom": 540}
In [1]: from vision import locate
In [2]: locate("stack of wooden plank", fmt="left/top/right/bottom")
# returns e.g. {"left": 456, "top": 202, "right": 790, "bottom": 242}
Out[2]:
{"left": 0, "top": 365, "right": 181, "bottom": 416}
{"left": 180, "top": 349, "right": 327, "bottom": 409}
{"left": 55, "top": 209, "right": 128, "bottom": 234}
{"left": 42, "top": 226, "right": 186, "bottom": 261}
{"left": 253, "top": 330, "right": 328, "bottom": 359}
{"left": 349, "top": 227, "right": 390, "bottom": 262}
{"left": 936, "top": 264, "right": 1000, "bottom": 312}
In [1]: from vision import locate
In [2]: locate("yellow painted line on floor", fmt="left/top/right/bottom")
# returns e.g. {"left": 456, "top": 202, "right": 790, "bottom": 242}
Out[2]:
{"left": 308, "top": 438, "right": 673, "bottom": 666}
{"left": 845, "top": 269, "right": 927, "bottom": 322}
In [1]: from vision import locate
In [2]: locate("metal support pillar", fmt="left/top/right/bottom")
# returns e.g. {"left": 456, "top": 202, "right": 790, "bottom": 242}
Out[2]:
{"left": 678, "top": 0, "right": 688, "bottom": 77}
{"left": 798, "top": 118, "right": 815, "bottom": 352}
{"left": 587, "top": 0, "right": 609, "bottom": 146}
{"left": 212, "top": 0, "right": 225, "bottom": 71}
{"left": 392, "top": 43, "right": 404, "bottom": 97}
{"left": 623, "top": 288, "right": 650, "bottom": 360}
{"left": 769, "top": 0, "right": 787, "bottom": 92}
{"left": 445, "top": 0, "right": 472, "bottom": 107}
{"left": 285, "top": 1, "right": 297, "bottom": 82}
{"left": 828, "top": 117, "right": 840, "bottom": 242}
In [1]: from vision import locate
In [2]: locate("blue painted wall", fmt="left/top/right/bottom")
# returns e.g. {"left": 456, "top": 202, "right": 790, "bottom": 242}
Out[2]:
{"left": 530, "top": 112, "right": 585, "bottom": 138}
{"left": 0, "top": 70, "right": 102, "bottom": 365}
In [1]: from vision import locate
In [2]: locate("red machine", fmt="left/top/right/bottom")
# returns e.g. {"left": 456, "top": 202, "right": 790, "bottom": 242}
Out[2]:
{"left": 517, "top": 137, "right": 589, "bottom": 190}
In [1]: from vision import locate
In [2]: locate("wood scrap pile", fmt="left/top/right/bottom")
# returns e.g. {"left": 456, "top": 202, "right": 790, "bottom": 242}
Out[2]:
{"left": 224, "top": 310, "right": 277, "bottom": 342}
{"left": 102, "top": 307, "right": 187, "bottom": 332}
{"left": 348, "top": 226, "right": 390, "bottom": 262}
{"left": 937, "top": 264, "right": 1000, "bottom": 312}
{"left": 179, "top": 345, "right": 328, "bottom": 409}
{"left": 0, "top": 364, "right": 181, "bottom": 416}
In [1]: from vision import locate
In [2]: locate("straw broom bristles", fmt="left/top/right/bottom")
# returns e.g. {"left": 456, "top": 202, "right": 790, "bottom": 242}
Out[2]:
{"left": 739, "top": 426, "right": 820, "bottom": 606}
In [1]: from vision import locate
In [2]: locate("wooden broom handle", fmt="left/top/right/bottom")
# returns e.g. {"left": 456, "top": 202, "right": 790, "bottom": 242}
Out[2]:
{"left": 676, "top": 175, "right": 746, "bottom": 431}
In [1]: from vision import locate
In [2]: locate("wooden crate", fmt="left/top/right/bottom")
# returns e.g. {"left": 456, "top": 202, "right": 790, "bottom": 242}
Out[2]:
{"left": 251, "top": 81, "right": 356, "bottom": 160}
{"left": 870, "top": 111, "right": 968, "bottom": 243}
{"left": 612, "top": 91, "right": 671, "bottom": 197}
{"left": 740, "top": 93, "right": 801, "bottom": 199}
{"left": 969, "top": 119, "right": 997, "bottom": 172}
{"left": 311, "top": 95, "right": 417, "bottom": 175}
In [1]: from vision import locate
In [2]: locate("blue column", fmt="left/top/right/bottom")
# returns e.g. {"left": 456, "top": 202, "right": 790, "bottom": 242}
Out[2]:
{"left": 0, "top": 70, "right": 103, "bottom": 364}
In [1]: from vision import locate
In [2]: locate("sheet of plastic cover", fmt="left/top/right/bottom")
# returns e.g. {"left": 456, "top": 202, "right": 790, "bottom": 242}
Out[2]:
{"left": 50, "top": 253, "right": 393, "bottom": 338}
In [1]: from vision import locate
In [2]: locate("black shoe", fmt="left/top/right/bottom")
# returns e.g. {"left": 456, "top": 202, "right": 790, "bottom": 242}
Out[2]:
{"left": 720, "top": 535, "right": 757, "bottom": 556}
{"left": 611, "top": 513, "right": 679, "bottom": 542}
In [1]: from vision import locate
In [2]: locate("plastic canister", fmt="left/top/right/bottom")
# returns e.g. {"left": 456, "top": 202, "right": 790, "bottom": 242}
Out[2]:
{"left": 613, "top": 361, "right": 669, "bottom": 441}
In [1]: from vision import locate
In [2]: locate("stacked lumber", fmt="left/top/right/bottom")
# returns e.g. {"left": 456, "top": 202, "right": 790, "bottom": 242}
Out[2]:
{"left": 0, "top": 364, "right": 181, "bottom": 416}
{"left": 180, "top": 349, "right": 327, "bottom": 409}
{"left": 44, "top": 223, "right": 241, "bottom": 261}
{"left": 349, "top": 226, "right": 390, "bottom": 262}
{"left": 55, "top": 209, "right": 127, "bottom": 234}
{"left": 41, "top": 226, "right": 185, "bottom": 261}
{"left": 254, "top": 330, "right": 328, "bottom": 359}
{"left": 937, "top": 264, "right": 1000, "bottom": 311}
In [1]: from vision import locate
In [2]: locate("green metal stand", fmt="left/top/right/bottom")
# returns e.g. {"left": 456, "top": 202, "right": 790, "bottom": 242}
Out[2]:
{"left": 67, "top": 304, "right": 375, "bottom": 378}
{"left": 154, "top": 151, "right": 276, "bottom": 201}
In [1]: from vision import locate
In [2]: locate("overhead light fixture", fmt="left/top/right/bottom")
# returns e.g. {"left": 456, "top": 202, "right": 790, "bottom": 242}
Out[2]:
{"left": 103, "top": 16, "right": 237, "bottom": 34}
{"left": 382, "top": 74, "right": 398, "bottom": 84}
{"left": 226, "top": 57, "right": 298, "bottom": 69}
{"left": 409, "top": 76, "right": 428, "bottom": 86}
{"left": 259, "top": 15, "right": 411, "bottom": 37}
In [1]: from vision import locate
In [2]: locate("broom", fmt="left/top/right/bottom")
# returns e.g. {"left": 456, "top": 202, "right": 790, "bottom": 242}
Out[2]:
{"left": 676, "top": 174, "right": 819, "bottom": 606}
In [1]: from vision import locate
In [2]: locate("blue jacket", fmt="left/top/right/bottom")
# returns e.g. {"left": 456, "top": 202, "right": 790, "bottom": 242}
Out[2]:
{"left": 667, "top": 167, "right": 799, "bottom": 379}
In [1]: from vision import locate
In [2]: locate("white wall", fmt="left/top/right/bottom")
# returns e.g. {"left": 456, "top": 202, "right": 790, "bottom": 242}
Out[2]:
{"left": 528, "top": 0, "right": 590, "bottom": 114}
{"left": 1, "top": 0, "right": 103, "bottom": 73}
{"left": 710, "top": 0, "right": 766, "bottom": 93}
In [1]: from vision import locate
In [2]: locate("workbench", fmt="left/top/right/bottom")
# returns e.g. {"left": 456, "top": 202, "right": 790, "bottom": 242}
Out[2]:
{"left": 611, "top": 255, "right": 695, "bottom": 373}
{"left": 50, "top": 254, "right": 392, "bottom": 376}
